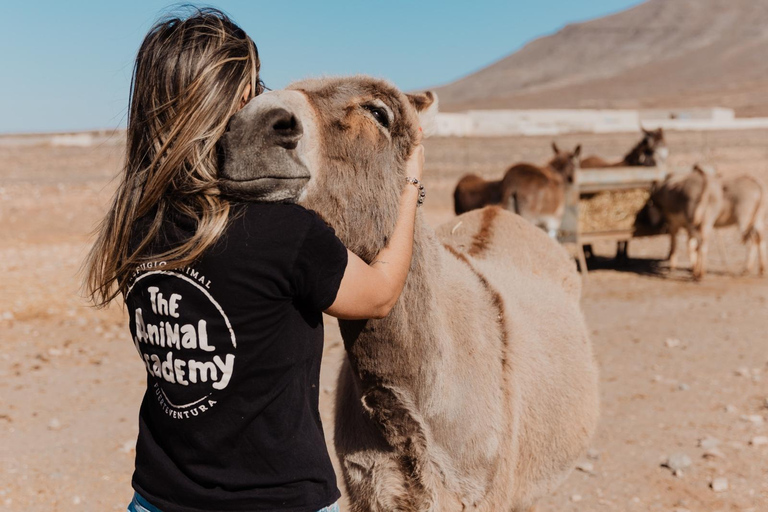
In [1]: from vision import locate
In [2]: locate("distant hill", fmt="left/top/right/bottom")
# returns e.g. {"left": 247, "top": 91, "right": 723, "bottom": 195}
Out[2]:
{"left": 434, "top": 0, "right": 768, "bottom": 117}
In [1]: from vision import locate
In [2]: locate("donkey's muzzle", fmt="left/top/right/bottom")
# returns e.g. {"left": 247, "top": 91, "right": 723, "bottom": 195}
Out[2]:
{"left": 217, "top": 91, "right": 313, "bottom": 203}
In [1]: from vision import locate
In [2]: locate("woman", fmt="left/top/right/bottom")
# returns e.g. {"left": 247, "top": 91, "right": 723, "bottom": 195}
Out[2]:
{"left": 85, "top": 8, "right": 424, "bottom": 512}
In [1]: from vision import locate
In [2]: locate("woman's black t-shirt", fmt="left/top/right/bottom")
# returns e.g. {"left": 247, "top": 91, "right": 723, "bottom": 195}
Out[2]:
{"left": 124, "top": 203, "right": 348, "bottom": 512}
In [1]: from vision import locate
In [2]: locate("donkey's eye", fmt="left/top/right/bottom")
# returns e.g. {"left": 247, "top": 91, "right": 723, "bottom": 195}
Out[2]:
{"left": 363, "top": 105, "right": 390, "bottom": 129}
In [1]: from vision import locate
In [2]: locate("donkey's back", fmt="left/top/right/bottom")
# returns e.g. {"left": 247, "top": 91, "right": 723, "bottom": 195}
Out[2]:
{"left": 500, "top": 164, "right": 566, "bottom": 238}
{"left": 436, "top": 207, "right": 598, "bottom": 509}
{"left": 453, "top": 174, "right": 503, "bottom": 215}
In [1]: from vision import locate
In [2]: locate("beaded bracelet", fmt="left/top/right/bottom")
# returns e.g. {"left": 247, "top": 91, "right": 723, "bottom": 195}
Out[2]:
{"left": 405, "top": 177, "right": 426, "bottom": 207}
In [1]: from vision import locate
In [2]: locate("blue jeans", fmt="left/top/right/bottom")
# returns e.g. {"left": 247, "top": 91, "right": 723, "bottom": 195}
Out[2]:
{"left": 128, "top": 493, "right": 340, "bottom": 512}
{"left": 127, "top": 494, "right": 162, "bottom": 512}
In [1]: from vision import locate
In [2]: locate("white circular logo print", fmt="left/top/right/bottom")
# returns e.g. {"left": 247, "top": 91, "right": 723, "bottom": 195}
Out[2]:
{"left": 127, "top": 270, "right": 236, "bottom": 419}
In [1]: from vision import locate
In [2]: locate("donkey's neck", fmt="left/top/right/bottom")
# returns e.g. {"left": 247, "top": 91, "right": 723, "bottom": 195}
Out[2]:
{"left": 623, "top": 140, "right": 648, "bottom": 166}
{"left": 543, "top": 162, "right": 566, "bottom": 184}
{"left": 339, "top": 217, "right": 445, "bottom": 389}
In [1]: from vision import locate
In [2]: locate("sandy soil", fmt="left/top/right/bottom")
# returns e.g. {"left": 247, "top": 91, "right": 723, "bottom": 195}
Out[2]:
{"left": 1, "top": 129, "right": 767, "bottom": 511}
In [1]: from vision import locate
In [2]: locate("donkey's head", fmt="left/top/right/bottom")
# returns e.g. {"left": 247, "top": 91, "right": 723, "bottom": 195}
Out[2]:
{"left": 641, "top": 127, "right": 668, "bottom": 166}
{"left": 218, "top": 76, "right": 437, "bottom": 262}
{"left": 549, "top": 142, "right": 581, "bottom": 184}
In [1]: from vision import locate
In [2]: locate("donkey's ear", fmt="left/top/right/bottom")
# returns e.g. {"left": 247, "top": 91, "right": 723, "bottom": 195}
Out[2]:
{"left": 573, "top": 144, "right": 582, "bottom": 158}
{"left": 552, "top": 142, "right": 560, "bottom": 154}
{"left": 406, "top": 91, "right": 438, "bottom": 138}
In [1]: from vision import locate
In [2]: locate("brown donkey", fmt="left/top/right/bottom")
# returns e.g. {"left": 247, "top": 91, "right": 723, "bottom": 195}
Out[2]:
{"left": 500, "top": 143, "right": 580, "bottom": 238}
{"left": 219, "top": 76, "right": 599, "bottom": 512}
{"left": 453, "top": 143, "right": 580, "bottom": 238}
{"left": 581, "top": 127, "right": 668, "bottom": 169}
{"left": 636, "top": 165, "right": 723, "bottom": 280}
{"left": 453, "top": 174, "right": 503, "bottom": 215}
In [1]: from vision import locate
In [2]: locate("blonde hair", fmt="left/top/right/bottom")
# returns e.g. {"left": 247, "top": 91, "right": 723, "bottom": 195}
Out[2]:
{"left": 85, "top": 7, "right": 261, "bottom": 306}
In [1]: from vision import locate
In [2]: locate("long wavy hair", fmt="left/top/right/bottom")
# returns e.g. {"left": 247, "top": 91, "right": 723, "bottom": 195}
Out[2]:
{"left": 85, "top": 7, "right": 262, "bottom": 307}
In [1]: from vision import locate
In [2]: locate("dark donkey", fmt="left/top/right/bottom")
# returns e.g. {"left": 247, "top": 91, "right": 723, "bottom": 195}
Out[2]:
{"left": 580, "top": 127, "right": 668, "bottom": 260}
{"left": 581, "top": 127, "right": 668, "bottom": 169}
{"left": 454, "top": 143, "right": 580, "bottom": 239}
{"left": 452, "top": 174, "right": 503, "bottom": 215}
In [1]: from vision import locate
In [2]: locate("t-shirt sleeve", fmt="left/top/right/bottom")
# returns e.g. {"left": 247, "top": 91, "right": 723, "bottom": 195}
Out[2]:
{"left": 291, "top": 212, "right": 349, "bottom": 311}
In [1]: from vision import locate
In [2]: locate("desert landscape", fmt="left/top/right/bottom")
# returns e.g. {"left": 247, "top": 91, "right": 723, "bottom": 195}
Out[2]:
{"left": 1, "top": 126, "right": 767, "bottom": 512}
{"left": 3, "top": 0, "right": 768, "bottom": 510}
{"left": 434, "top": 0, "right": 768, "bottom": 117}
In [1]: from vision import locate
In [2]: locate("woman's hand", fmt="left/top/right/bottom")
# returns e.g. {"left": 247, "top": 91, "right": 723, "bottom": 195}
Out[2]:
{"left": 325, "top": 145, "right": 425, "bottom": 320}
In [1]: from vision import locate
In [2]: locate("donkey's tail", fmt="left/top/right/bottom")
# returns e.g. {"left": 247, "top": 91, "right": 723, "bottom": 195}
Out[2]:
{"left": 510, "top": 190, "right": 520, "bottom": 215}
{"left": 691, "top": 164, "right": 713, "bottom": 228}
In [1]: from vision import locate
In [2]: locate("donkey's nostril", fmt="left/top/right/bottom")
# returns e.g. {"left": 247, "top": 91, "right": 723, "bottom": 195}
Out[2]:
{"left": 267, "top": 108, "right": 303, "bottom": 149}
{"left": 273, "top": 115, "right": 297, "bottom": 133}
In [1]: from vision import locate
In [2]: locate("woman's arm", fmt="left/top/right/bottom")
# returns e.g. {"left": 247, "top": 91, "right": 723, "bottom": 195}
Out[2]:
{"left": 324, "top": 145, "right": 424, "bottom": 320}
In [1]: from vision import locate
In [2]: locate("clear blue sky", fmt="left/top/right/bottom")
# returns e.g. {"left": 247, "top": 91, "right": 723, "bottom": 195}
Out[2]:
{"left": 0, "top": 0, "right": 643, "bottom": 134}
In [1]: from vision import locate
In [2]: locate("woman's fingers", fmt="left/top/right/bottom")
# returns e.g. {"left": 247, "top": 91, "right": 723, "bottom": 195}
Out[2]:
{"left": 406, "top": 145, "right": 425, "bottom": 181}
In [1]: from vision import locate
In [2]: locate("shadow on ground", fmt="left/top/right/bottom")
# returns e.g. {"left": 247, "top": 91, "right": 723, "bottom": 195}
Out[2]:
{"left": 583, "top": 255, "right": 740, "bottom": 281}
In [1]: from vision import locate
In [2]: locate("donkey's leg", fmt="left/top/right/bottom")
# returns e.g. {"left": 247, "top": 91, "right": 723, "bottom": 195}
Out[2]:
{"left": 342, "top": 451, "right": 419, "bottom": 512}
{"left": 696, "top": 231, "right": 710, "bottom": 280}
{"left": 693, "top": 221, "right": 715, "bottom": 281}
{"left": 668, "top": 226, "right": 680, "bottom": 269}
{"left": 616, "top": 241, "right": 629, "bottom": 261}
{"left": 745, "top": 232, "right": 758, "bottom": 275}
{"left": 576, "top": 245, "right": 589, "bottom": 277}
{"left": 737, "top": 212, "right": 757, "bottom": 275}
{"left": 334, "top": 361, "right": 425, "bottom": 512}
{"left": 686, "top": 231, "right": 699, "bottom": 274}
{"left": 745, "top": 216, "right": 768, "bottom": 276}
{"left": 756, "top": 227, "right": 767, "bottom": 276}
{"left": 541, "top": 216, "right": 560, "bottom": 240}
{"left": 357, "top": 385, "right": 438, "bottom": 512}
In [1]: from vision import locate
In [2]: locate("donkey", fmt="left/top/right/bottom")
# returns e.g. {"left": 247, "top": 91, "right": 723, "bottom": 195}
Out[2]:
{"left": 636, "top": 165, "right": 723, "bottom": 280}
{"left": 218, "top": 76, "right": 599, "bottom": 512}
{"left": 581, "top": 127, "right": 667, "bottom": 259}
{"left": 715, "top": 174, "right": 767, "bottom": 275}
{"left": 499, "top": 143, "right": 580, "bottom": 238}
{"left": 581, "top": 127, "right": 668, "bottom": 169}
{"left": 452, "top": 174, "right": 503, "bottom": 215}
{"left": 453, "top": 143, "right": 580, "bottom": 237}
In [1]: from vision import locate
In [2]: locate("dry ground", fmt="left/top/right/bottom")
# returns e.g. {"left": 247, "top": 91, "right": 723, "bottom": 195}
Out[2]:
{"left": 1, "top": 129, "right": 767, "bottom": 512}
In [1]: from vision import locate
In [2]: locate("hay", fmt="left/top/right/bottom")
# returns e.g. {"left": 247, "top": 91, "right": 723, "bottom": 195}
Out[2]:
{"left": 579, "top": 189, "right": 650, "bottom": 233}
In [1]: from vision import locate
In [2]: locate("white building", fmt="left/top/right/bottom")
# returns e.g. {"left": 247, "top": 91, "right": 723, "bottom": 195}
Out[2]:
{"left": 434, "top": 107, "right": 768, "bottom": 137}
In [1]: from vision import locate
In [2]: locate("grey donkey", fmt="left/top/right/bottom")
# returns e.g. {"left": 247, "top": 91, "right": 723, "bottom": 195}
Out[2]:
{"left": 218, "top": 76, "right": 599, "bottom": 512}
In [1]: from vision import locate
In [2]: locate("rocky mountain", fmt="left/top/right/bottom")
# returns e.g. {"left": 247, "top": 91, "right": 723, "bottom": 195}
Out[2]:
{"left": 435, "top": 0, "right": 768, "bottom": 116}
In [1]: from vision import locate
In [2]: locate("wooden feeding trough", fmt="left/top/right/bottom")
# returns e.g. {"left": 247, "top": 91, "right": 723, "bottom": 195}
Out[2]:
{"left": 558, "top": 166, "right": 671, "bottom": 274}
